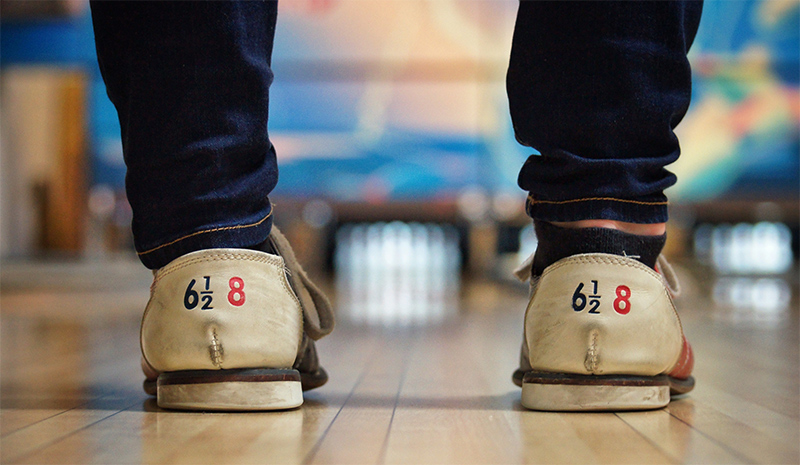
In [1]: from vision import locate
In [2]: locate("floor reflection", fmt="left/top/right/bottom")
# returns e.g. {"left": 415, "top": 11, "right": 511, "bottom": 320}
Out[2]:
{"left": 693, "top": 221, "right": 796, "bottom": 326}
{"left": 712, "top": 277, "right": 792, "bottom": 325}
{"left": 141, "top": 406, "right": 309, "bottom": 463}
{"left": 518, "top": 408, "right": 692, "bottom": 463}
{"left": 694, "top": 221, "right": 793, "bottom": 275}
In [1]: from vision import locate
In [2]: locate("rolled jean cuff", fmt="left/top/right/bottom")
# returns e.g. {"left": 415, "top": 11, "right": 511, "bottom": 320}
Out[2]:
{"left": 136, "top": 205, "right": 274, "bottom": 270}
{"left": 525, "top": 194, "right": 669, "bottom": 224}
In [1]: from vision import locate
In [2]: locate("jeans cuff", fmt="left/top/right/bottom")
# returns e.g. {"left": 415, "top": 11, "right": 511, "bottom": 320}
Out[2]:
{"left": 136, "top": 208, "right": 274, "bottom": 269}
{"left": 525, "top": 194, "right": 669, "bottom": 224}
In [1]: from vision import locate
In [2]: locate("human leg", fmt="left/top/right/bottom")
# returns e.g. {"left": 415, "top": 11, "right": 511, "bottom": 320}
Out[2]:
{"left": 91, "top": 0, "right": 278, "bottom": 269}
{"left": 91, "top": 0, "right": 333, "bottom": 410}
{"left": 508, "top": 0, "right": 701, "bottom": 411}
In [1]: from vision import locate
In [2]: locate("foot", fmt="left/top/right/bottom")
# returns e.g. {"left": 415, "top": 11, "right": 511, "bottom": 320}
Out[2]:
{"left": 513, "top": 222, "right": 694, "bottom": 411}
{"left": 140, "top": 226, "right": 334, "bottom": 411}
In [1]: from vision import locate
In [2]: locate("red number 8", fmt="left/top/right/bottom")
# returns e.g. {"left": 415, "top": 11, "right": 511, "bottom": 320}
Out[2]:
{"left": 613, "top": 285, "right": 631, "bottom": 314}
{"left": 228, "top": 277, "right": 245, "bottom": 307}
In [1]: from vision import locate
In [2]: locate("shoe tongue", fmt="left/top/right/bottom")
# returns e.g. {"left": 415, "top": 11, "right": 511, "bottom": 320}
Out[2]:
{"left": 268, "top": 226, "right": 335, "bottom": 340}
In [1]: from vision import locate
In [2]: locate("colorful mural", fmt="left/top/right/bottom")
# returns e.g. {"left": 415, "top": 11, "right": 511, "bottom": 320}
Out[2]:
{"left": 270, "top": 0, "right": 524, "bottom": 201}
{"left": 673, "top": 0, "right": 799, "bottom": 201}
{"left": 267, "top": 0, "right": 799, "bottom": 202}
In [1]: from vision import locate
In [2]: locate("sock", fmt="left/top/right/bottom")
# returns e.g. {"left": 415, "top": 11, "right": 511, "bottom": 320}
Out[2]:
{"left": 249, "top": 235, "right": 277, "bottom": 255}
{"left": 532, "top": 221, "right": 666, "bottom": 277}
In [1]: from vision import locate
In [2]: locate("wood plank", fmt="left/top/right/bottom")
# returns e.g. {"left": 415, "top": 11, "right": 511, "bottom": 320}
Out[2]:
{"left": 383, "top": 314, "right": 676, "bottom": 465}
{"left": 0, "top": 399, "right": 86, "bottom": 437}
{"left": 383, "top": 322, "right": 522, "bottom": 464}
{"left": 689, "top": 384, "right": 800, "bottom": 447}
{"left": 0, "top": 397, "right": 139, "bottom": 464}
{"left": 667, "top": 395, "right": 799, "bottom": 464}
{"left": 308, "top": 331, "right": 417, "bottom": 464}
{"left": 514, "top": 411, "right": 604, "bottom": 464}
{"left": 690, "top": 327, "right": 800, "bottom": 420}
{"left": 616, "top": 408, "right": 746, "bottom": 464}
{"left": 557, "top": 413, "right": 674, "bottom": 464}
{"left": 1, "top": 261, "right": 797, "bottom": 465}
{"left": 13, "top": 326, "right": 381, "bottom": 465}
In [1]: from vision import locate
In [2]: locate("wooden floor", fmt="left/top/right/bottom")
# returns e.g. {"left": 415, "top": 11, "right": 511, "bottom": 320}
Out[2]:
{"left": 1, "top": 258, "right": 798, "bottom": 464}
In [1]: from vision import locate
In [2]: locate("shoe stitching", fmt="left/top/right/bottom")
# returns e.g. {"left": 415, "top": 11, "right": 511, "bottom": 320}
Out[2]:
{"left": 209, "top": 328, "right": 224, "bottom": 368}
{"left": 543, "top": 253, "right": 661, "bottom": 281}
{"left": 157, "top": 251, "right": 281, "bottom": 274}
{"left": 272, "top": 258, "right": 304, "bottom": 319}
{"left": 584, "top": 330, "right": 600, "bottom": 374}
{"left": 154, "top": 251, "right": 284, "bottom": 286}
{"left": 138, "top": 210, "right": 273, "bottom": 257}
{"left": 663, "top": 287, "right": 685, "bottom": 371}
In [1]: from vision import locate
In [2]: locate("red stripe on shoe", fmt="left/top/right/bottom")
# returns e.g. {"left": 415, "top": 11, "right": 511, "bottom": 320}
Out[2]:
{"left": 668, "top": 336, "right": 694, "bottom": 380}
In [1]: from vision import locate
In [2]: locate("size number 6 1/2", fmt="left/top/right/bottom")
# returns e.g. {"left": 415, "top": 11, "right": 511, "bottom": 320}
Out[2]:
{"left": 572, "top": 280, "right": 601, "bottom": 313}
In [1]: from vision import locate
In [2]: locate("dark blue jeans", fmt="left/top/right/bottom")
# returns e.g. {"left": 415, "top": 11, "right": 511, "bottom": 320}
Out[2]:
{"left": 90, "top": 0, "right": 702, "bottom": 269}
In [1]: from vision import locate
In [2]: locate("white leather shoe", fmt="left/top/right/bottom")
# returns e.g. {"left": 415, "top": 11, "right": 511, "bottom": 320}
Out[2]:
{"left": 140, "top": 227, "right": 334, "bottom": 411}
{"left": 513, "top": 253, "right": 694, "bottom": 411}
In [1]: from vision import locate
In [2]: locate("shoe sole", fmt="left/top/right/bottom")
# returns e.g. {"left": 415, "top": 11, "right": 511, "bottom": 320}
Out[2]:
{"left": 520, "top": 371, "right": 694, "bottom": 412}
{"left": 156, "top": 368, "right": 303, "bottom": 411}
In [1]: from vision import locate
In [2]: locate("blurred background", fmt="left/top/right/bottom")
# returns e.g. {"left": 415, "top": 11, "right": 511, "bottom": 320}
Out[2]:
{"left": 1, "top": 0, "right": 798, "bottom": 325}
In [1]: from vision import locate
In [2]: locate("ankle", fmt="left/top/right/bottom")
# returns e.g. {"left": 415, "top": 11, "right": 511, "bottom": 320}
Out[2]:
{"left": 550, "top": 220, "right": 666, "bottom": 236}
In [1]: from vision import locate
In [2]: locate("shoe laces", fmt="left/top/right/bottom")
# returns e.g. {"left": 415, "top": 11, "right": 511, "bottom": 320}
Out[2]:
{"left": 269, "top": 226, "right": 335, "bottom": 340}
{"left": 655, "top": 254, "right": 682, "bottom": 297}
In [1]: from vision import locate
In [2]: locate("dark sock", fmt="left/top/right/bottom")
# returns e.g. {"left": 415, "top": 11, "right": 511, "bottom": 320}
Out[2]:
{"left": 531, "top": 221, "right": 665, "bottom": 276}
{"left": 249, "top": 235, "right": 277, "bottom": 255}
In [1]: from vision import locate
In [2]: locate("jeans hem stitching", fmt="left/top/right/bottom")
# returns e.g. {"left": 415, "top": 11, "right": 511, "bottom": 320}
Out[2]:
{"left": 527, "top": 195, "right": 668, "bottom": 206}
{"left": 137, "top": 209, "right": 273, "bottom": 256}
